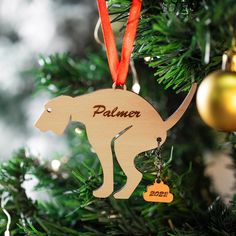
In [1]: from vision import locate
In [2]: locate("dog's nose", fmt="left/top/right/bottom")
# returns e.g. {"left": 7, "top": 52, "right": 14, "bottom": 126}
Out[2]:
{"left": 34, "top": 119, "right": 40, "bottom": 128}
{"left": 34, "top": 120, "right": 47, "bottom": 132}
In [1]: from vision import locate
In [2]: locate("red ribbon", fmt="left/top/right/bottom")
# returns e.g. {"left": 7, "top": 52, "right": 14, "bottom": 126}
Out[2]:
{"left": 97, "top": 0, "right": 142, "bottom": 86}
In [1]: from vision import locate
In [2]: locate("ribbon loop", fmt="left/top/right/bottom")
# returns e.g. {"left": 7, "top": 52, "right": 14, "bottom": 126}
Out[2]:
{"left": 97, "top": 0, "right": 142, "bottom": 86}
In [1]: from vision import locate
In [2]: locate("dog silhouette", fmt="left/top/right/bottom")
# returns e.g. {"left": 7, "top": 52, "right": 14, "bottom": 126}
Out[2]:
{"left": 35, "top": 84, "right": 197, "bottom": 199}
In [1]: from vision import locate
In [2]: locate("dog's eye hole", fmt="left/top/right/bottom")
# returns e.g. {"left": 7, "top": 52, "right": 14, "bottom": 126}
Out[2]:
{"left": 47, "top": 108, "right": 53, "bottom": 113}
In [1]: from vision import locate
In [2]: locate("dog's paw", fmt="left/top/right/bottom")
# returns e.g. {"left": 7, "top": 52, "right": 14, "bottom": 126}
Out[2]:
{"left": 93, "top": 187, "right": 113, "bottom": 198}
{"left": 113, "top": 191, "right": 131, "bottom": 199}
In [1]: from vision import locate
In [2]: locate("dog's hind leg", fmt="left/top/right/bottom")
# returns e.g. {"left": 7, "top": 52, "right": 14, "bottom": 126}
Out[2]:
{"left": 113, "top": 127, "right": 158, "bottom": 199}
{"left": 113, "top": 140, "right": 142, "bottom": 199}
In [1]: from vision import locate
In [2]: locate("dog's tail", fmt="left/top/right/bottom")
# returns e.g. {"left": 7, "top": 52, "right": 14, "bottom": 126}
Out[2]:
{"left": 164, "top": 83, "right": 197, "bottom": 130}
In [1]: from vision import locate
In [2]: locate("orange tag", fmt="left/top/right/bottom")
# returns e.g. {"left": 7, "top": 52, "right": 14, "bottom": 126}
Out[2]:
{"left": 143, "top": 181, "right": 173, "bottom": 203}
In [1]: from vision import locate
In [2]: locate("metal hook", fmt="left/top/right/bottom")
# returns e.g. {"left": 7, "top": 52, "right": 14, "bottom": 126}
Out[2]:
{"left": 94, "top": 17, "right": 102, "bottom": 45}
{"left": 154, "top": 137, "right": 163, "bottom": 182}
{"left": 153, "top": 138, "right": 174, "bottom": 182}
{"left": 112, "top": 82, "right": 127, "bottom": 90}
{"left": 1, "top": 192, "right": 11, "bottom": 236}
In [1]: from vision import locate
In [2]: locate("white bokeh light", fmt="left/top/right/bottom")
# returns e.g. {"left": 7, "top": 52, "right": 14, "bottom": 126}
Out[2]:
{"left": 51, "top": 159, "right": 61, "bottom": 172}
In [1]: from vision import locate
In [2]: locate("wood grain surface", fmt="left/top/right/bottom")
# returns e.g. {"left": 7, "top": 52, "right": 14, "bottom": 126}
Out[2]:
{"left": 35, "top": 83, "right": 197, "bottom": 199}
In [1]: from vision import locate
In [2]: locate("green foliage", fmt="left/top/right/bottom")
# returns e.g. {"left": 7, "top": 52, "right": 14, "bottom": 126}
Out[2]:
{"left": 0, "top": 147, "right": 236, "bottom": 235}
{"left": 110, "top": 0, "right": 236, "bottom": 91}
{"left": 35, "top": 0, "right": 236, "bottom": 93}
{"left": 36, "top": 50, "right": 110, "bottom": 96}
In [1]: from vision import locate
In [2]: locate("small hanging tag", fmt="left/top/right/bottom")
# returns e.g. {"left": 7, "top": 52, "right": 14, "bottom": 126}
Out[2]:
{"left": 143, "top": 180, "right": 173, "bottom": 203}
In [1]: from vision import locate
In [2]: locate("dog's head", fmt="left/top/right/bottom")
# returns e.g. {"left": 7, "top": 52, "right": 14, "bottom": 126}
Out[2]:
{"left": 35, "top": 95, "right": 74, "bottom": 135}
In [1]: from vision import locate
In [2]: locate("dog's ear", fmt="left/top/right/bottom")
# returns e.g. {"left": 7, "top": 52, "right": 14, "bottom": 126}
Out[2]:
{"left": 45, "top": 95, "right": 74, "bottom": 110}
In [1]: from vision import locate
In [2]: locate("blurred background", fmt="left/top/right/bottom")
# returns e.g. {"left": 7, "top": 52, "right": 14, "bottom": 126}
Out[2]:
{"left": 0, "top": 0, "right": 97, "bottom": 160}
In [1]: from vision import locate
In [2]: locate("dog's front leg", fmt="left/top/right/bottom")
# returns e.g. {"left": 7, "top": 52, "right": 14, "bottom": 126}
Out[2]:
{"left": 87, "top": 131, "right": 114, "bottom": 198}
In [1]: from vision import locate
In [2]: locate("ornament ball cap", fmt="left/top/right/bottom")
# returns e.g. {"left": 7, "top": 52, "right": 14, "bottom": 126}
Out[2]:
{"left": 222, "top": 47, "right": 236, "bottom": 72}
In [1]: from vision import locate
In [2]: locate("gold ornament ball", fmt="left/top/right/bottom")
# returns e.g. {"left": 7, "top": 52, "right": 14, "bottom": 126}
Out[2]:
{"left": 196, "top": 70, "right": 236, "bottom": 131}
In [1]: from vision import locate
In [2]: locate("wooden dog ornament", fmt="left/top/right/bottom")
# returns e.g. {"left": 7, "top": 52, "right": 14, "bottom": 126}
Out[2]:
{"left": 35, "top": 84, "right": 197, "bottom": 199}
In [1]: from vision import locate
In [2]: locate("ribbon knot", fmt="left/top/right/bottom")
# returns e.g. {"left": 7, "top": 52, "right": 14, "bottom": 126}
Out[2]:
{"left": 97, "top": 0, "right": 142, "bottom": 86}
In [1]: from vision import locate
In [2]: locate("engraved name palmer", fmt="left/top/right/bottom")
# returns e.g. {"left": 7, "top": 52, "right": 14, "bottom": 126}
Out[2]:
{"left": 93, "top": 105, "right": 141, "bottom": 118}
